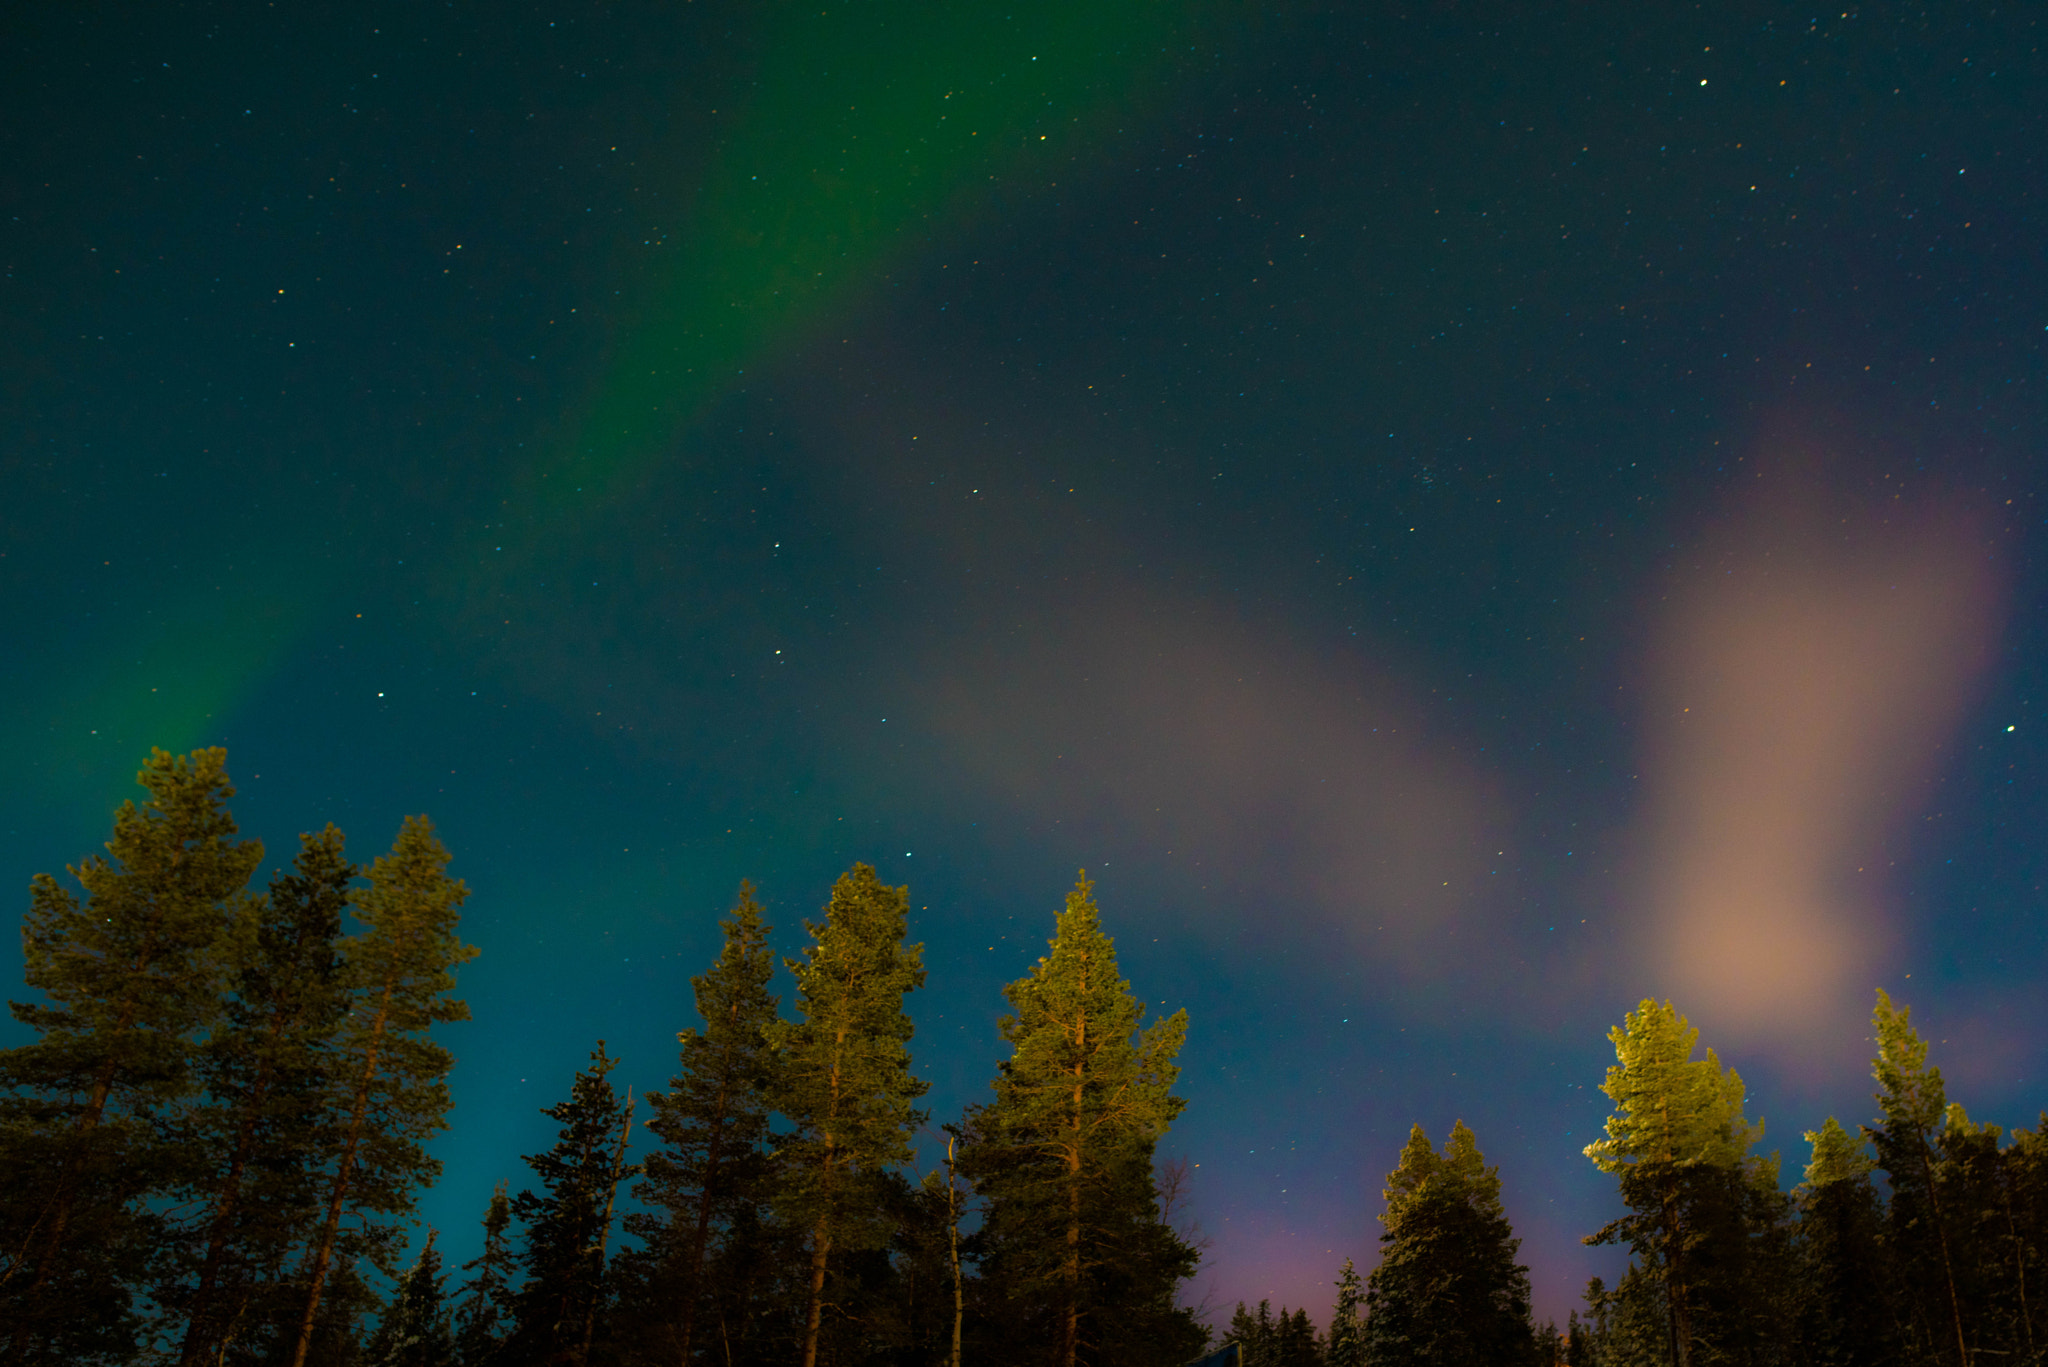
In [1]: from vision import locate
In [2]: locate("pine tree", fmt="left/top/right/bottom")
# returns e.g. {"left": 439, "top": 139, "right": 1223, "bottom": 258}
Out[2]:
{"left": 1866, "top": 989, "right": 1972, "bottom": 1367}
{"left": 173, "top": 825, "right": 357, "bottom": 1366}
{"left": 290, "top": 816, "right": 478, "bottom": 1367}
{"left": 1582, "top": 999, "right": 1767, "bottom": 1367}
{"left": 366, "top": 1229, "right": 456, "bottom": 1367}
{"left": 0, "top": 747, "right": 264, "bottom": 1363}
{"left": 962, "top": 873, "right": 1199, "bottom": 1367}
{"left": 501, "top": 1042, "right": 640, "bottom": 1367}
{"left": 1793, "top": 1117, "right": 1898, "bottom": 1365}
{"left": 1361, "top": 1121, "right": 1534, "bottom": 1367}
{"left": 1326, "top": 1258, "right": 1365, "bottom": 1367}
{"left": 454, "top": 1183, "right": 517, "bottom": 1366}
{"left": 769, "top": 863, "right": 930, "bottom": 1367}
{"left": 619, "top": 883, "right": 780, "bottom": 1367}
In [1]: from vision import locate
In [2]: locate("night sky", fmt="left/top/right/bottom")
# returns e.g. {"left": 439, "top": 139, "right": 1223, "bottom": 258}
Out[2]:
{"left": 4, "top": 0, "right": 2045, "bottom": 1327}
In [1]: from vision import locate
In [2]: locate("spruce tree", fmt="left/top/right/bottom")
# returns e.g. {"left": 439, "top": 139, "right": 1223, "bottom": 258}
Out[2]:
{"left": 1326, "top": 1257, "right": 1365, "bottom": 1367}
{"left": 365, "top": 1229, "right": 456, "bottom": 1367}
{"left": 1866, "top": 989, "right": 1972, "bottom": 1367}
{"left": 0, "top": 747, "right": 263, "bottom": 1363}
{"left": 173, "top": 825, "right": 357, "bottom": 1366}
{"left": 501, "top": 1042, "right": 640, "bottom": 1367}
{"left": 1793, "top": 1117, "right": 1899, "bottom": 1366}
{"left": 770, "top": 863, "right": 930, "bottom": 1367}
{"left": 620, "top": 883, "right": 780, "bottom": 1367}
{"left": 962, "top": 873, "right": 1199, "bottom": 1367}
{"left": 289, "top": 816, "right": 477, "bottom": 1367}
{"left": 1361, "top": 1121, "right": 1533, "bottom": 1367}
{"left": 1582, "top": 999, "right": 1768, "bottom": 1367}
{"left": 454, "top": 1182, "right": 518, "bottom": 1366}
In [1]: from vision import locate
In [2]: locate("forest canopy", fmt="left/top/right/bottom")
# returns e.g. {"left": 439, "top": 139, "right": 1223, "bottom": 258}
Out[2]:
{"left": 3, "top": 751, "right": 2045, "bottom": 1367}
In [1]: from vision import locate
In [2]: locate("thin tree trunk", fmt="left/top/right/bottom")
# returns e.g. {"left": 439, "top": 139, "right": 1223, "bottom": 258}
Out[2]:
{"left": 802, "top": 1212, "right": 832, "bottom": 1367}
{"left": 798, "top": 1019, "right": 848, "bottom": 1367}
{"left": 10, "top": 993, "right": 137, "bottom": 1357}
{"left": 181, "top": 1007, "right": 300, "bottom": 1367}
{"left": 946, "top": 1137, "right": 963, "bottom": 1367}
{"left": 676, "top": 1068, "right": 735, "bottom": 1367}
{"left": 287, "top": 988, "right": 393, "bottom": 1367}
{"left": 177, "top": 1103, "right": 261, "bottom": 1366}
{"left": 579, "top": 1089, "right": 636, "bottom": 1367}
{"left": 1917, "top": 1132, "right": 1971, "bottom": 1367}
{"left": 1063, "top": 1010, "right": 1087, "bottom": 1367}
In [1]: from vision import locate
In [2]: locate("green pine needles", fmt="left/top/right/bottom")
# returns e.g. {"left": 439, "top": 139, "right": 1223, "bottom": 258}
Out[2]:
{"left": 0, "top": 752, "right": 477, "bottom": 1367}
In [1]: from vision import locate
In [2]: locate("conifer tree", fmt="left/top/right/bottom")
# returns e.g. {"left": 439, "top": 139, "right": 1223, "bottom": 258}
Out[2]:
{"left": 962, "top": 873, "right": 1199, "bottom": 1367}
{"left": 289, "top": 816, "right": 477, "bottom": 1367}
{"left": 1793, "top": 1117, "right": 1898, "bottom": 1366}
{"left": 173, "top": 825, "right": 357, "bottom": 1366}
{"left": 1326, "top": 1257, "right": 1365, "bottom": 1367}
{"left": 454, "top": 1183, "right": 518, "bottom": 1366}
{"left": 621, "top": 883, "right": 780, "bottom": 1367}
{"left": 770, "top": 863, "right": 930, "bottom": 1367}
{"left": 501, "top": 1042, "right": 640, "bottom": 1367}
{"left": 1227, "top": 1301, "right": 1321, "bottom": 1367}
{"left": 0, "top": 747, "right": 263, "bottom": 1363}
{"left": 1866, "top": 989, "right": 1972, "bottom": 1367}
{"left": 1361, "top": 1121, "right": 1534, "bottom": 1367}
{"left": 366, "top": 1229, "right": 456, "bottom": 1367}
{"left": 1582, "top": 999, "right": 1766, "bottom": 1367}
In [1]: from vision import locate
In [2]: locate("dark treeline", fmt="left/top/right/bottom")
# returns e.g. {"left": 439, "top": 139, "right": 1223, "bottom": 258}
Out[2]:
{"left": 0, "top": 751, "right": 1204, "bottom": 1367}
{"left": 8, "top": 753, "right": 2048, "bottom": 1367}
{"left": 1221, "top": 998, "right": 2048, "bottom": 1367}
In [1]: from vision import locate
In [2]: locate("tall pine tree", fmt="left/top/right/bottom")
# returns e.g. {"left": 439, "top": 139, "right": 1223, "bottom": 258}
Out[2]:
{"left": 1793, "top": 1116, "right": 1899, "bottom": 1366}
{"left": 771, "top": 863, "right": 930, "bottom": 1367}
{"left": 1582, "top": 999, "right": 1771, "bottom": 1367}
{"left": 962, "top": 873, "right": 1199, "bottom": 1367}
{"left": 1361, "top": 1121, "right": 1533, "bottom": 1367}
{"left": 365, "top": 1228, "right": 456, "bottom": 1367}
{"left": 453, "top": 1182, "right": 518, "bottom": 1367}
{"left": 620, "top": 883, "right": 780, "bottom": 1367}
{"left": 172, "top": 825, "right": 356, "bottom": 1366}
{"left": 1326, "top": 1257, "right": 1365, "bottom": 1367}
{"left": 0, "top": 748, "right": 263, "bottom": 1363}
{"left": 289, "top": 816, "right": 477, "bottom": 1367}
{"left": 1866, "top": 988, "right": 1972, "bottom": 1367}
{"left": 501, "top": 1042, "right": 639, "bottom": 1367}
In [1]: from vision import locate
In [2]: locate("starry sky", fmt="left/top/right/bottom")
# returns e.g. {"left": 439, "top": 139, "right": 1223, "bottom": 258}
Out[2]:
{"left": 4, "top": 0, "right": 2045, "bottom": 1327}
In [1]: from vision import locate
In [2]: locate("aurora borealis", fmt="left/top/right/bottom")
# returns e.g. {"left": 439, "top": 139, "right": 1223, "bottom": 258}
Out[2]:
{"left": 4, "top": 0, "right": 2045, "bottom": 1325}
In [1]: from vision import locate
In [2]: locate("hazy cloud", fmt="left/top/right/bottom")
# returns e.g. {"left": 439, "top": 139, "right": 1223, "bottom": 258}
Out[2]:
{"left": 1632, "top": 450, "right": 2003, "bottom": 1051}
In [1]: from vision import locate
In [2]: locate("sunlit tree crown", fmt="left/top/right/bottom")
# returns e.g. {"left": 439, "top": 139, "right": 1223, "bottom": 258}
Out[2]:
{"left": 1584, "top": 998, "right": 1761, "bottom": 1174}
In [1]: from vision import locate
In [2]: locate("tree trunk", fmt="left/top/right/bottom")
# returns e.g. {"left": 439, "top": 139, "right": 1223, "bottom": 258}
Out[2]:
{"left": 579, "top": 1089, "right": 636, "bottom": 1367}
{"left": 675, "top": 1073, "right": 733, "bottom": 1367}
{"left": 287, "top": 989, "right": 392, "bottom": 1367}
{"left": 946, "top": 1137, "right": 963, "bottom": 1367}
{"left": 1917, "top": 1132, "right": 1971, "bottom": 1367}
{"left": 802, "top": 1214, "right": 832, "bottom": 1367}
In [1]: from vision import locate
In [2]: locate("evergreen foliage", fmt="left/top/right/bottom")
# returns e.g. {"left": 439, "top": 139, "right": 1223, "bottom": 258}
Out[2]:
{"left": 453, "top": 1182, "right": 517, "bottom": 1366}
{"left": 1868, "top": 989, "right": 1973, "bottom": 1366}
{"left": 1361, "top": 1121, "right": 1535, "bottom": 1367}
{"left": 961, "top": 873, "right": 1200, "bottom": 1367}
{"left": 501, "top": 1043, "right": 640, "bottom": 1367}
{"left": 1229, "top": 1300, "right": 1322, "bottom": 1367}
{"left": 365, "top": 1228, "right": 456, "bottom": 1367}
{"left": 290, "top": 816, "right": 477, "bottom": 1367}
{"left": 615, "top": 883, "right": 780, "bottom": 1367}
{"left": 171, "top": 825, "right": 357, "bottom": 1366}
{"left": 0, "top": 748, "right": 263, "bottom": 1363}
{"left": 1582, "top": 999, "right": 1783, "bottom": 1367}
{"left": 770, "top": 863, "right": 930, "bottom": 1367}
{"left": 1325, "top": 1257, "right": 1364, "bottom": 1367}
{"left": 1793, "top": 1116, "right": 1898, "bottom": 1365}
